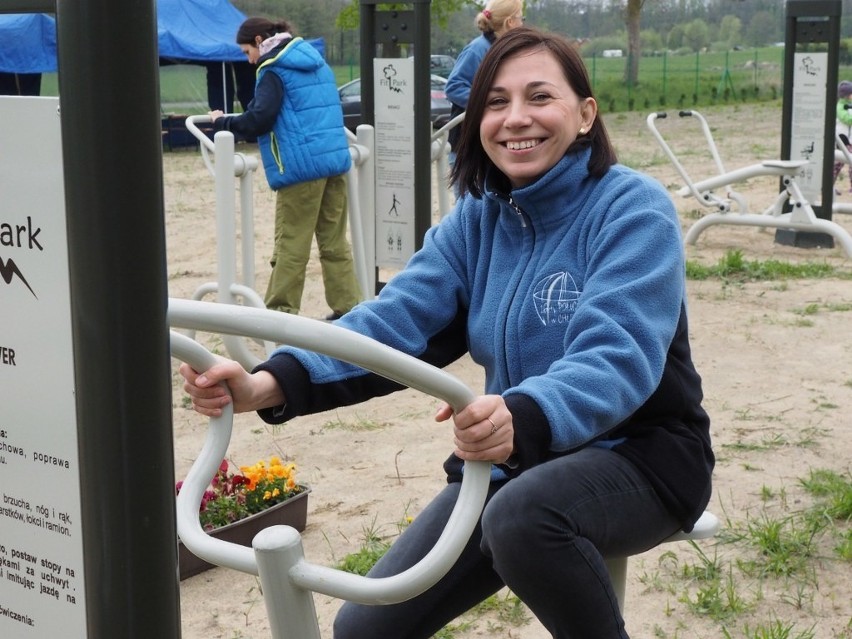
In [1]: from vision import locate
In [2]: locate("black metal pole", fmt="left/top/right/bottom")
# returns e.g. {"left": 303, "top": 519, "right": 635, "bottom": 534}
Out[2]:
{"left": 55, "top": 0, "right": 180, "bottom": 636}
{"left": 413, "top": 0, "right": 431, "bottom": 249}
{"left": 360, "top": 0, "right": 375, "bottom": 130}
{"left": 360, "top": 0, "right": 432, "bottom": 294}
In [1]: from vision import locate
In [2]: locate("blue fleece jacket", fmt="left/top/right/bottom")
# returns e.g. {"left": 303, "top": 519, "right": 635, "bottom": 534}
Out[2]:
{"left": 445, "top": 33, "right": 494, "bottom": 110}
{"left": 255, "top": 148, "right": 713, "bottom": 529}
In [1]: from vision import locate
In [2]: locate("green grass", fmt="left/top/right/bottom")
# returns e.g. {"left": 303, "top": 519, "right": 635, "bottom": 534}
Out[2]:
{"left": 588, "top": 47, "right": 786, "bottom": 114}
{"left": 334, "top": 522, "right": 391, "bottom": 576}
{"left": 319, "top": 414, "right": 387, "bottom": 431}
{"left": 685, "top": 249, "right": 847, "bottom": 282}
{"left": 330, "top": 463, "right": 851, "bottom": 637}
{"left": 723, "top": 617, "right": 816, "bottom": 639}
{"left": 37, "top": 62, "right": 363, "bottom": 114}
{"left": 652, "top": 468, "right": 849, "bottom": 636}
{"left": 800, "top": 469, "right": 852, "bottom": 522}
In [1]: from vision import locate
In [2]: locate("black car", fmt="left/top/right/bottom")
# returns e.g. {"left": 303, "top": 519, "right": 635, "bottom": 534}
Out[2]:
{"left": 338, "top": 74, "right": 451, "bottom": 131}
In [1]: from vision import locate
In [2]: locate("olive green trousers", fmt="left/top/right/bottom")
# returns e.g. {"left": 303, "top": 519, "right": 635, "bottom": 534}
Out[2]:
{"left": 265, "top": 174, "right": 363, "bottom": 315}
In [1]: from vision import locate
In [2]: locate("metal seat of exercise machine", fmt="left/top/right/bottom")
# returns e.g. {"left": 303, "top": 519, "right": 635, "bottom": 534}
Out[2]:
{"left": 604, "top": 510, "right": 720, "bottom": 613}
{"left": 676, "top": 160, "right": 807, "bottom": 198}
{"left": 663, "top": 510, "right": 720, "bottom": 543}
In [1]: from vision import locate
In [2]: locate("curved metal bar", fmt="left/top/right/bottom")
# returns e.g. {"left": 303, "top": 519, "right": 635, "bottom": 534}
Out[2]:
{"left": 171, "top": 330, "right": 257, "bottom": 574}
{"left": 169, "top": 299, "right": 491, "bottom": 604}
{"left": 648, "top": 110, "right": 852, "bottom": 258}
{"left": 169, "top": 299, "right": 477, "bottom": 408}
{"left": 185, "top": 114, "right": 216, "bottom": 173}
{"left": 431, "top": 111, "right": 464, "bottom": 143}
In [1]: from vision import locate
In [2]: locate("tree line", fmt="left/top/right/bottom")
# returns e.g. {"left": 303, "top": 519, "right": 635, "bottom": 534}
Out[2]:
{"left": 232, "top": 0, "right": 852, "bottom": 66}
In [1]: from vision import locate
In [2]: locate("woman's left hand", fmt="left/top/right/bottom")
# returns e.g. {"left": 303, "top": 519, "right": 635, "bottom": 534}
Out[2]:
{"left": 435, "top": 395, "right": 514, "bottom": 464}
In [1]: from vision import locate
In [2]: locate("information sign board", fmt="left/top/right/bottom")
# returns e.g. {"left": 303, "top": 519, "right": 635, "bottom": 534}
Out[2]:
{"left": 789, "top": 51, "right": 829, "bottom": 206}
{"left": 0, "top": 96, "right": 86, "bottom": 636}
{"left": 373, "top": 57, "right": 416, "bottom": 268}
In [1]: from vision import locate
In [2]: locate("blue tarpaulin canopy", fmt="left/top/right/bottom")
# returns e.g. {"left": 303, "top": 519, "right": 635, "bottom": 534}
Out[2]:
{"left": 157, "top": 0, "right": 325, "bottom": 62}
{"left": 0, "top": 2, "right": 246, "bottom": 72}
{"left": 0, "top": 13, "right": 57, "bottom": 73}
{"left": 0, "top": 1, "right": 324, "bottom": 70}
{"left": 157, "top": 0, "right": 247, "bottom": 63}
{"left": 1, "top": 2, "right": 324, "bottom": 110}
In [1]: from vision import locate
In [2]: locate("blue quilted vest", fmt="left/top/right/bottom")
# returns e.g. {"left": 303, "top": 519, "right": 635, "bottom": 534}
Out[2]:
{"left": 256, "top": 37, "right": 351, "bottom": 190}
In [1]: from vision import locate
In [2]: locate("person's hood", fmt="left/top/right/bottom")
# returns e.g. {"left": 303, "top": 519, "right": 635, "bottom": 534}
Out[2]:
{"left": 260, "top": 37, "right": 324, "bottom": 74}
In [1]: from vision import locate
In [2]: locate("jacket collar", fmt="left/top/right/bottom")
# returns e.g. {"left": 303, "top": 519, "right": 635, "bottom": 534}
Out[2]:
{"left": 483, "top": 148, "right": 593, "bottom": 223}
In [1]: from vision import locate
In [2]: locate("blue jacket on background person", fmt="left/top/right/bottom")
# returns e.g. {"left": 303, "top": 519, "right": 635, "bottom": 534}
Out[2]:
{"left": 254, "top": 37, "right": 350, "bottom": 190}
{"left": 215, "top": 36, "right": 351, "bottom": 190}
{"left": 445, "top": 33, "right": 494, "bottom": 110}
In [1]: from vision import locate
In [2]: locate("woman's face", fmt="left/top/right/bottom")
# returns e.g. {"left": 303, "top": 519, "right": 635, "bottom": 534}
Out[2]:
{"left": 240, "top": 41, "right": 261, "bottom": 65}
{"left": 479, "top": 49, "right": 596, "bottom": 189}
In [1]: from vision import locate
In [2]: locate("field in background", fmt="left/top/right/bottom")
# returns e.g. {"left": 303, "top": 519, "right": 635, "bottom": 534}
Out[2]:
{"left": 35, "top": 46, "right": 833, "bottom": 116}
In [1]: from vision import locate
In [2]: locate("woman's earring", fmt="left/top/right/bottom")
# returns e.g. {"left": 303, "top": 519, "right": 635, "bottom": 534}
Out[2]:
{"left": 578, "top": 127, "right": 586, "bottom": 134}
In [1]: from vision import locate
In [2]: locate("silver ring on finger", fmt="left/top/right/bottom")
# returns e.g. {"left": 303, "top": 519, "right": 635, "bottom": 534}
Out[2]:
{"left": 488, "top": 417, "right": 499, "bottom": 435}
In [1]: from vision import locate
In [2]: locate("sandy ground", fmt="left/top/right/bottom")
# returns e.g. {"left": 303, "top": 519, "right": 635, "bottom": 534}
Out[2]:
{"left": 165, "top": 101, "right": 852, "bottom": 638}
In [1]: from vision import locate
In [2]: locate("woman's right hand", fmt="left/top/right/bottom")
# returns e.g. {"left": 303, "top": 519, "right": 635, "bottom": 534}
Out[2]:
{"left": 435, "top": 394, "right": 515, "bottom": 465}
{"left": 179, "top": 359, "right": 284, "bottom": 417}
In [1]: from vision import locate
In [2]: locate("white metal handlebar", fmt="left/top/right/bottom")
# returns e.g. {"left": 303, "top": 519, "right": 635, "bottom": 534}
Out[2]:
{"left": 185, "top": 114, "right": 260, "bottom": 177}
{"left": 185, "top": 113, "right": 216, "bottom": 153}
{"left": 169, "top": 298, "right": 491, "bottom": 608}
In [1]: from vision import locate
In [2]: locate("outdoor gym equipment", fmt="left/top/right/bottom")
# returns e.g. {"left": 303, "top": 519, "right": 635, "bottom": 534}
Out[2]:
{"left": 430, "top": 111, "right": 465, "bottom": 218}
{"left": 833, "top": 132, "right": 852, "bottom": 216}
{"left": 168, "top": 299, "right": 719, "bottom": 636}
{"left": 168, "top": 298, "right": 491, "bottom": 639}
{"left": 647, "top": 110, "right": 852, "bottom": 258}
{"left": 183, "top": 110, "right": 457, "bottom": 358}
{"left": 184, "top": 115, "right": 272, "bottom": 369}
{"left": 182, "top": 117, "right": 375, "bottom": 368}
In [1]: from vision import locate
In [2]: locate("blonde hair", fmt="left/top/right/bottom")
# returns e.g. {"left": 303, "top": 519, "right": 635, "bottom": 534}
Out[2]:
{"left": 476, "top": 0, "right": 522, "bottom": 36}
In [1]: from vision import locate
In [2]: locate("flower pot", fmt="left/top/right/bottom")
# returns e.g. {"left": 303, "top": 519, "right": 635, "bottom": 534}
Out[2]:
{"left": 178, "top": 487, "right": 310, "bottom": 580}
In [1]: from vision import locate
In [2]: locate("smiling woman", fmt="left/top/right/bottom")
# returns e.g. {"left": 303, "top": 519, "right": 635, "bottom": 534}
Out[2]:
{"left": 478, "top": 49, "right": 597, "bottom": 188}
{"left": 179, "top": 24, "right": 714, "bottom": 639}
{"left": 452, "top": 27, "right": 617, "bottom": 198}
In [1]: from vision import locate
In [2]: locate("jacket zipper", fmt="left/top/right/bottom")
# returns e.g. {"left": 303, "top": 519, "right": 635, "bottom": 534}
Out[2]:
{"left": 508, "top": 195, "right": 527, "bottom": 228}
{"left": 499, "top": 194, "right": 530, "bottom": 387}
{"left": 271, "top": 133, "right": 284, "bottom": 174}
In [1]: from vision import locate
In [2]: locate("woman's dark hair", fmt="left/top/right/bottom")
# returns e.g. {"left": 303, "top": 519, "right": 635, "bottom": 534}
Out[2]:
{"left": 450, "top": 27, "right": 617, "bottom": 198}
{"left": 235, "top": 17, "right": 293, "bottom": 45}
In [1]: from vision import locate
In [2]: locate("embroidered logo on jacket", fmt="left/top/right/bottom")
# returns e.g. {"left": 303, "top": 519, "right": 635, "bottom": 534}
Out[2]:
{"left": 533, "top": 272, "right": 580, "bottom": 326}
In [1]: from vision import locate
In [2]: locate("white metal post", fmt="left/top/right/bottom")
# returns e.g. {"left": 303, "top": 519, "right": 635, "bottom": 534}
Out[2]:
{"left": 236, "top": 153, "right": 259, "bottom": 288}
{"left": 346, "top": 136, "right": 372, "bottom": 301}
{"left": 254, "top": 526, "right": 322, "bottom": 639}
{"left": 356, "top": 124, "right": 377, "bottom": 297}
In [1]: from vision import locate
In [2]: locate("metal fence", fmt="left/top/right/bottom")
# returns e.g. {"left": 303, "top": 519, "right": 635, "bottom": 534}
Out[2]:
{"left": 586, "top": 47, "right": 786, "bottom": 113}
